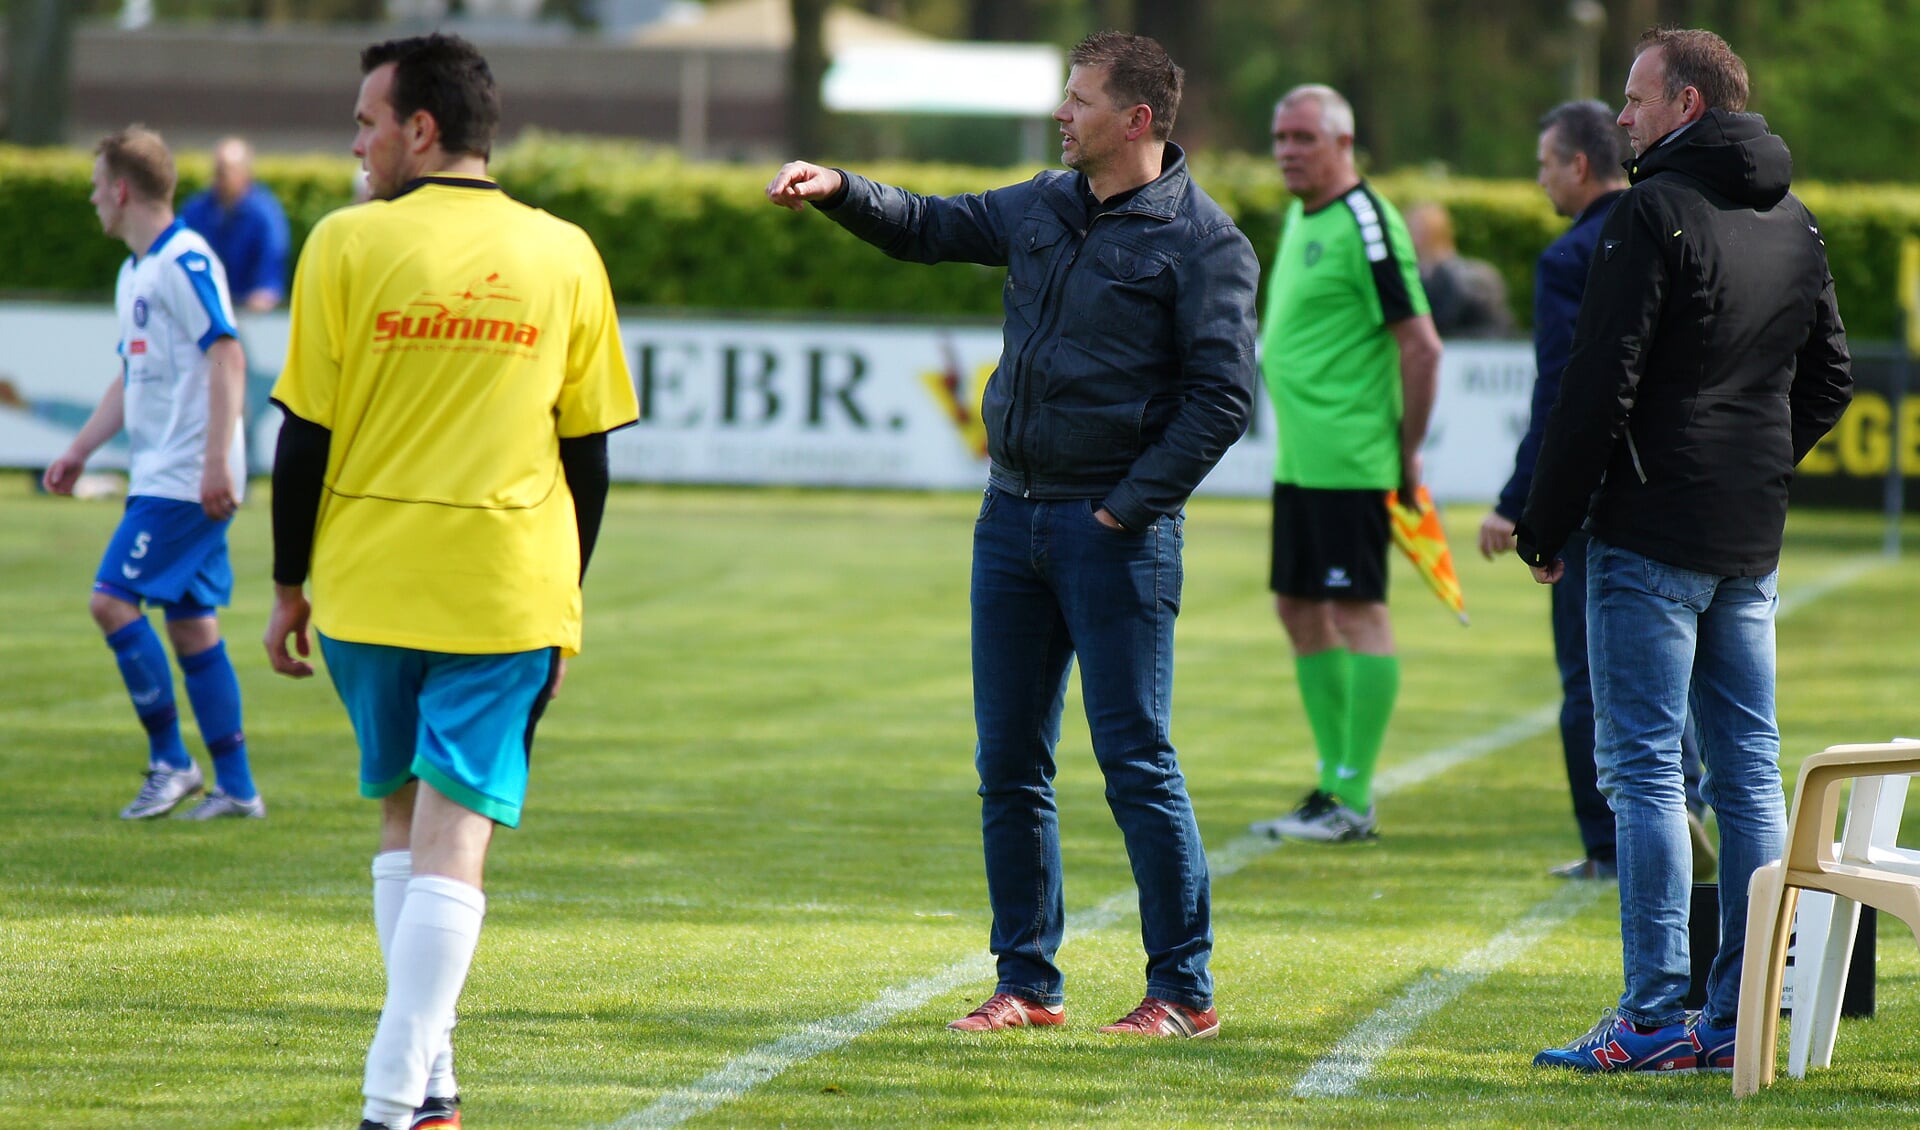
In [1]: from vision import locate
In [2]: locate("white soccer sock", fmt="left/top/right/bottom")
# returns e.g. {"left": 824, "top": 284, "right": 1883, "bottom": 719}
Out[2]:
{"left": 371, "top": 851, "right": 412, "bottom": 959}
{"left": 371, "top": 851, "right": 459, "bottom": 1099}
{"left": 362, "top": 875, "right": 486, "bottom": 1119}
{"left": 426, "top": 1015, "right": 459, "bottom": 1100}
{"left": 360, "top": 1098, "right": 411, "bottom": 1130}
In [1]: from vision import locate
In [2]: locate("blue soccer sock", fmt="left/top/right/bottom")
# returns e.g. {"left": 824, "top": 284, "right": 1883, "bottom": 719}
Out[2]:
{"left": 106, "top": 618, "right": 192, "bottom": 771}
{"left": 179, "top": 640, "right": 256, "bottom": 801}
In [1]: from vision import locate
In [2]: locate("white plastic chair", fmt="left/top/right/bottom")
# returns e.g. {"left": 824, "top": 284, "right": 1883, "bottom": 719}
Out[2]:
{"left": 1785, "top": 772, "right": 1917, "bottom": 1077}
{"left": 1734, "top": 742, "right": 1920, "bottom": 1097}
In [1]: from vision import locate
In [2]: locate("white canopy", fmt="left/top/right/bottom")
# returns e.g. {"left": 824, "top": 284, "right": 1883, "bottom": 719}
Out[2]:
{"left": 824, "top": 42, "right": 1063, "bottom": 117}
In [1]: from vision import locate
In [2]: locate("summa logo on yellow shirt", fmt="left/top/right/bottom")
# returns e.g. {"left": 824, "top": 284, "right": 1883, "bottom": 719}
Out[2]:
{"left": 372, "top": 272, "right": 541, "bottom": 349}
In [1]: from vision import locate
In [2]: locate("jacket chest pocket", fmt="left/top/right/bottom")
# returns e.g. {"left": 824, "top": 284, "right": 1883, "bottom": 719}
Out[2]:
{"left": 1084, "top": 241, "right": 1174, "bottom": 332}
{"left": 1005, "top": 220, "right": 1067, "bottom": 317}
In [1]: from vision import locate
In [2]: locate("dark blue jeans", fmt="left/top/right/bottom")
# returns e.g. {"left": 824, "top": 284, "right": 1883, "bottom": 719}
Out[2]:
{"left": 970, "top": 489, "right": 1212, "bottom": 1010}
{"left": 1553, "top": 531, "right": 1705, "bottom": 864}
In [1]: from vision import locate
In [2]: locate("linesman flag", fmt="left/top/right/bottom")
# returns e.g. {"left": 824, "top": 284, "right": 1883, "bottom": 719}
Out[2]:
{"left": 1385, "top": 485, "right": 1468, "bottom": 626}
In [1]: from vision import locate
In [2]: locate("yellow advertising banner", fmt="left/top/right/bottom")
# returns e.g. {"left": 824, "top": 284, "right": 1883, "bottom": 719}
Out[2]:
{"left": 1902, "top": 237, "right": 1920, "bottom": 358}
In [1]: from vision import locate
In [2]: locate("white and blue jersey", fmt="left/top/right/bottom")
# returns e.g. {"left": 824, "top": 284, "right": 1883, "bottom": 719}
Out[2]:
{"left": 116, "top": 219, "right": 246, "bottom": 504}
{"left": 93, "top": 221, "right": 245, "bottom": 612}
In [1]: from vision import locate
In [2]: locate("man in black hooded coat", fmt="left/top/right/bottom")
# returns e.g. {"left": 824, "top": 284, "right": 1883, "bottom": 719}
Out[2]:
{"left": 1517, "top": 27, "right": 1852, "bottom": 1074}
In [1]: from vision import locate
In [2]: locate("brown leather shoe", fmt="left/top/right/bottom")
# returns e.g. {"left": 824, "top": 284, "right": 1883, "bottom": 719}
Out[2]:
{"left": 947, "top": 992, "right": 1065, "bottom": 1031}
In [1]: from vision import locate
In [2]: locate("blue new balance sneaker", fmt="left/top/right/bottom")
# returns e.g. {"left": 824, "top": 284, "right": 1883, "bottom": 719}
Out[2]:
{"left": 1534, "top": 1008, "right": 1699, "bottom": 1073}
{"left": 1688, "top": 1012, "right": 1737, "bottom": 1073}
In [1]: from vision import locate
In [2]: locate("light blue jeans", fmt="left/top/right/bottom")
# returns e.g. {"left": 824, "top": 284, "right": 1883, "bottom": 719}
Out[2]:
{"left": 1587, "top": 538, "right": 1785, "bottom": 1029}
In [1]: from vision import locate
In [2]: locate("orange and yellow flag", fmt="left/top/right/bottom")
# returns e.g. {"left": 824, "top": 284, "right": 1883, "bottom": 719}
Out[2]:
{"left": 1385, "top": 485, "right": 1468, "bottom": 626}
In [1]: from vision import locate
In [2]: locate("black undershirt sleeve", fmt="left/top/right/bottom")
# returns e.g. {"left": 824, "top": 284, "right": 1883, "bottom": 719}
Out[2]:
{"left": 559, "top": 432, "right": 611, "bottom": 581}
{"left": 273, "top": 415, "right": 610, "bottom": 585}
{"left": 269, "top": 407, "right": 331, "bottom": 587}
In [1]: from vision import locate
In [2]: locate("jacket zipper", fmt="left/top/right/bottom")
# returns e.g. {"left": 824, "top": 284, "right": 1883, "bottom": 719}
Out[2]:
{"left": 1005, "top": 217, "right": 1096, "bottom": 496}
{"left": 1625, "top": 427, "right": 1649, "bottom": 483}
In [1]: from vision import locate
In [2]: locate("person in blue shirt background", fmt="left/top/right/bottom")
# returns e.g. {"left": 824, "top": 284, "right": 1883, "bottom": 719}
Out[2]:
{"left": 181, "top": 137, "right": 289, "bottom": 312}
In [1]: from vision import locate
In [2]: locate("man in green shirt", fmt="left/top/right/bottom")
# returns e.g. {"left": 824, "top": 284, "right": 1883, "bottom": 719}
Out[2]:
{"left": 1249, "top": 84, "right": 1442, "bottom": 843}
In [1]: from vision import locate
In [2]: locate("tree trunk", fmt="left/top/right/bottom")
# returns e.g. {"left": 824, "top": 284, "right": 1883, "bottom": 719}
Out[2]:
{"left": 789, "top": 0, "right": 831, "bottom": 156}
{"left": 967, "top": 0, "right": 1035, "bottom": 42}
{"left": 1134, "top": 0, "right": 1214, "bottom": 150}
{"left": 5, "top": 0, "right": 75, "bottom": 146}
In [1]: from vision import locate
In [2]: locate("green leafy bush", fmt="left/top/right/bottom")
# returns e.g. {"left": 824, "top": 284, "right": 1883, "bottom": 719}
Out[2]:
{"left": 6, "top": 137, "right": 1917, "bottom": 339}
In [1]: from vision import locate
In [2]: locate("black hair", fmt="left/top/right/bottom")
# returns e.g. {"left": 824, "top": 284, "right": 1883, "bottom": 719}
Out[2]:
{"left": 361, "top": 33, "right": 500, "bottom": 158}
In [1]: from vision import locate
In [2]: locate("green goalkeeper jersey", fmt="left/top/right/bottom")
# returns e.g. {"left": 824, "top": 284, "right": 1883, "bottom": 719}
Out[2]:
{"left": 1260, "top": 182, "right": 1428, "bottom": 489}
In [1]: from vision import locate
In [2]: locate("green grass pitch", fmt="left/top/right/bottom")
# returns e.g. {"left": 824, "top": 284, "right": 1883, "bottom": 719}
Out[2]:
{"left": 3, "top": 478, "right": 1918, "bottom": 1127}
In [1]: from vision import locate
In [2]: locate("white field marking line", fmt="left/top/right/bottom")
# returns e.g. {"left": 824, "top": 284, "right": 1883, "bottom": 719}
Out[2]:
{"left": 1777, "top": 553, "right": 1883, "bottom": 618}
{"left": 609, "top": 891, "right": 1130, "bottom": 1130}
{"left": 1288, "top": 552, "right": 1883, "bottom": 1100}
{"left": 610, "top": 714, "right": 1563, "bottom": 1130}
{"left": 609, "top": 555, "right": 1883, "bottom": 1129}
{"left": 1292, "top": 882, "right": 1607, "bottom": 1099}
{"left": 607, "top": 952, "right": 992, "bottom": 1130}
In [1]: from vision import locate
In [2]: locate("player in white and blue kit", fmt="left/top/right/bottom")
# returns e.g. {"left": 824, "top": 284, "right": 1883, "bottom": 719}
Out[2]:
{"left": 44, "top": 126, "right": 264, "bottom": 821}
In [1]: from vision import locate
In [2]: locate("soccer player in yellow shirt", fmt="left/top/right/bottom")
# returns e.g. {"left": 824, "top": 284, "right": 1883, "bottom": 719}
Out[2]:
{"left": 263, "top": 34, "right": 638, "bottom": 1130}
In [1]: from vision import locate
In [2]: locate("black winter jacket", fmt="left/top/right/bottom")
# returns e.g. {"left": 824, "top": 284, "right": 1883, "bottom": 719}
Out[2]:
{"left": 820, "top": 144, "right": 1260, "bottom": 531}
{"left": 1516, "top": 109, "right": 1853, "bottom": 576}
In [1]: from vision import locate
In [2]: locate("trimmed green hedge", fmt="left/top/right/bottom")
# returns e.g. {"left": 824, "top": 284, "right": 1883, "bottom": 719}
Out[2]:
{"left": 6, "top": 138, "right": 1919, "bottom": 339}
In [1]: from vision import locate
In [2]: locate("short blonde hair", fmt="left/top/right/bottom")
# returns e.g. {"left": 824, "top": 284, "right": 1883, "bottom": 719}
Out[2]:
{"left": 95, "top": 125, "right": 177, "bottom": 204}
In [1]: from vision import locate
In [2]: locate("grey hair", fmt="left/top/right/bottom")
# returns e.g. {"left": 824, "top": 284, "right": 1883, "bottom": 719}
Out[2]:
{"left": 1277, "top": 84, "right": 1355, "bottom": 139}
{"left": 1539, "top": 99, "right": 1629, "bottom": 174}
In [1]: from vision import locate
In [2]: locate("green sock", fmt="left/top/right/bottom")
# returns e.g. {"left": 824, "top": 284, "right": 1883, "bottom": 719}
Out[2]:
{"left": 1336, "top": 653, "right": 1400, "bottom": 811}
{"left": 1294, "top": 648, "right": 1351, "bottom": 795}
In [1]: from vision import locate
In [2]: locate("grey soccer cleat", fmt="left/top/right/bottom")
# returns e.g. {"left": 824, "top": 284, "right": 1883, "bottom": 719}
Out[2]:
{"left": 1258, "top": 790, "right": 1378, "bottom": 842}
{"left": 120, "top": 762, "right": 205, "bottom": 820}
{"left": 179, "top": 788, "right": 266, "bottom": 820}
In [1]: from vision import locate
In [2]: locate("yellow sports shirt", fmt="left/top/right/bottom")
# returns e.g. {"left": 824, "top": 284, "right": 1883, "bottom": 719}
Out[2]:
{"left": 273, "top": 176, "right": 638, "bottom": 656}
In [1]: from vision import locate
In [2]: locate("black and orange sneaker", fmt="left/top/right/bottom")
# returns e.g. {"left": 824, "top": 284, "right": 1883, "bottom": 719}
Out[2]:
{"left": 411, "top": 1095, "right": 460, "bottom": 1129}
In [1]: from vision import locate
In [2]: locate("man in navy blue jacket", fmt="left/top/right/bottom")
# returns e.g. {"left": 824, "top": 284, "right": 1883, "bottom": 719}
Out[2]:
{"left": 767, "top": 32, "right": 1256, "bottom": 1040}
{"left": 1478, "top": 101, "right": 1629, "bottom": 878}
{"left": 1487, "top": 101, "right": 1715, "bottom": 883}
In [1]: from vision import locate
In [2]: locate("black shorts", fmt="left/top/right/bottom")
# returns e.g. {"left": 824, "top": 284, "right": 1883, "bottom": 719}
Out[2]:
{"left": 1269, "top": 483, "right": 1391, "bottom": 601}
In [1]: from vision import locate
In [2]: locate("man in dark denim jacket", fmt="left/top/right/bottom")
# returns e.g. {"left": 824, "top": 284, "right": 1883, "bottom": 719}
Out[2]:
{"left": 768, "top": 31, "right": 1258, "bottom": 1039}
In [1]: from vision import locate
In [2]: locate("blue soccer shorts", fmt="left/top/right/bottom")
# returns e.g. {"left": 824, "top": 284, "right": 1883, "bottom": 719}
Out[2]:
{"left": 92, "top": 495, "right": 233, "bottom": 617}
{"left": 317, "top": 636, "right": 560, "bottom": 828}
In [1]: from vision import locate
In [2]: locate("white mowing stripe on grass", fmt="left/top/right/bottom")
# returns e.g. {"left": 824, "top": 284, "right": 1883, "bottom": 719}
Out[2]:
{"left": 610, "top": 554, "right": 1883, "bottom": 1129}
{"left": 1292, "top": 882, "right": 1607, "bottom": 1098}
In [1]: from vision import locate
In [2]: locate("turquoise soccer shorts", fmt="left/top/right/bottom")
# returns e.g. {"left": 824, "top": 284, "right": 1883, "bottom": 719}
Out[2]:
{"left": 318, "top": 635, "right": 559, "bottom": 828}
